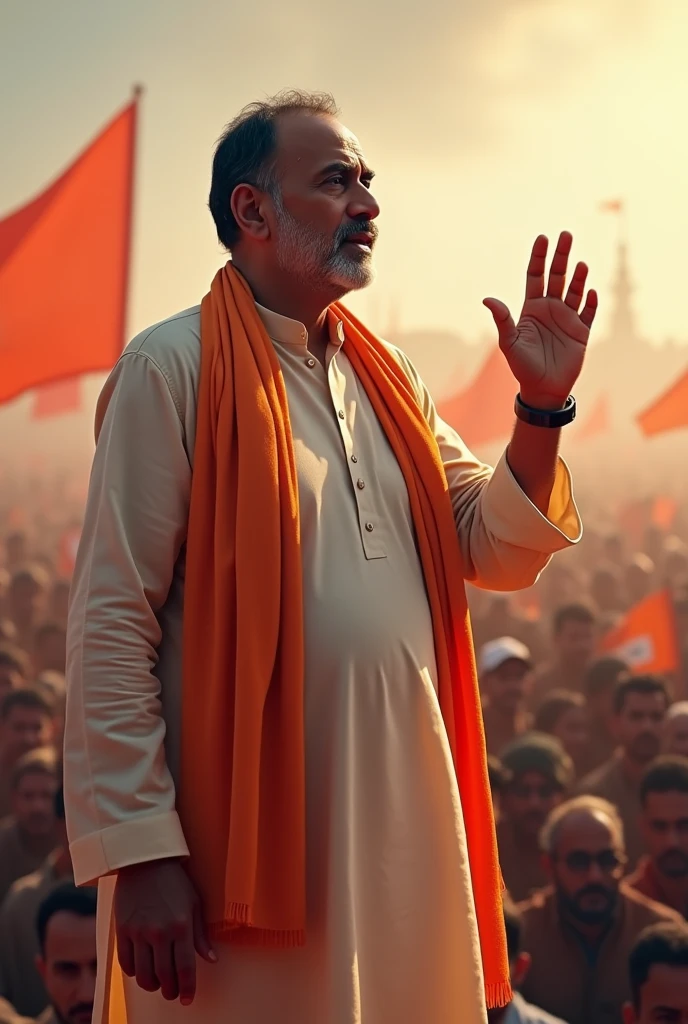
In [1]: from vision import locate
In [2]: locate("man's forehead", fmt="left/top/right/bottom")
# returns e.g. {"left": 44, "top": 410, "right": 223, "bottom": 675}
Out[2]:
{"left": 558, "top": 811, "right": 615, "bottom": 845}
{"left": 274, "top": 112, "right": 367, "bottom": 171}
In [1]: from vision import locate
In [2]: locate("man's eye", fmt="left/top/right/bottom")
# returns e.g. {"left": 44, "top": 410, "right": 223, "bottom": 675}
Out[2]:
{"left": 326, "top": 175, "right": 345, "bottom": 186}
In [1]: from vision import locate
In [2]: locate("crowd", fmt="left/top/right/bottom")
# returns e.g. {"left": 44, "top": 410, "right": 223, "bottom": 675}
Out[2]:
{"left": 1, "top": 465, "right": 688, "bottom": 1023}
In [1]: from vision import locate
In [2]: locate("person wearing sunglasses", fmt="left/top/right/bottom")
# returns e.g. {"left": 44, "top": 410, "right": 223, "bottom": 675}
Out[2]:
{"left": 518, "top": 795, "right": 681, "bottom": 1024}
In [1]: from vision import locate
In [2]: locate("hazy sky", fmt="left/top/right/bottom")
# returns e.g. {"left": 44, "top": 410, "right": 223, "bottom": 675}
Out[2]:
{"left": 2, "top": 0, "right": 688, "bottom": 350}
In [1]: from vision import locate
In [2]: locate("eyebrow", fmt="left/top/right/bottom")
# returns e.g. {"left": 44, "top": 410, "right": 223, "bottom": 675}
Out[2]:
{"left": 316, "top": 160, "right": 376, "bottom": 181}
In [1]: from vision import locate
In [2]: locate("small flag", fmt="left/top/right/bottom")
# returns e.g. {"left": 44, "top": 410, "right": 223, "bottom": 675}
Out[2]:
{"left": 600, "top": 199, "right": 624, "bottom": 213}
{"left": 600, "top": 589, "right": 680, "bottom": 675}
{"left": 638, "top": 367, "right": 688, "bottom": 438}
{"left": 652, "top": 496, "right": 678, "bottom": 531}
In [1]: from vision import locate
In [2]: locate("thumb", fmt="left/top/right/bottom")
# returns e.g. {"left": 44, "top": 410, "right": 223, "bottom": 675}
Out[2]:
{"left": 482, "top": 297, "right": 516, "bottom": 343}
{"left": 192, "top": 903, "right": 217, "bottom": 964}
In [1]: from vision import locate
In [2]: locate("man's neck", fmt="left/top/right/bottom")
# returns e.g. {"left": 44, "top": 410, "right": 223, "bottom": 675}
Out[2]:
{"left": 620, "top": 751, "right": 648, "bottom": 785}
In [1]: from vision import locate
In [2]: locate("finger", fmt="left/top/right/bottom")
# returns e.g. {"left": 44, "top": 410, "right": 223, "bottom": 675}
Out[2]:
{"left": 564, "top": 262, "right": 589, "bottom": 311}
{"left": 483, "top": 298, "right": 517, "bottom": 349}
{"left": 546, "top": 230, "right": 573, "bottom": 299}
{"left": 116, "top": 932, "right": 136, "bottom": 978}
{"left": 193, "top": 902, "right": 218, "bottom": 964}
{"left": 579, "top": 289, "right": 599, "bottom": 330}
{"left": 152, "top": 937, "right": 178, "bottom": 1002}
{"left": 174, "top": 935, "right": 198, "bottom": 1006}
{"left": 133, "top": 939, "right": 160, "bottom": 993}
{"left": 524, "top": 234, "right": 549, "bottom": 300}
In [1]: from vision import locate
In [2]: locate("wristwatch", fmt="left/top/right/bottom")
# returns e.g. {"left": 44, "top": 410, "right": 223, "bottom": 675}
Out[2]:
{"left": 514, "top": 393, "right": 576, "bottom": 428}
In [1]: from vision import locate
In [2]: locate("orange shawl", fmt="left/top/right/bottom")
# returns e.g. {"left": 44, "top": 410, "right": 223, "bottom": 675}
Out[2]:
{"left": 178, "top": 262, "right": 511, "bottom": 1008}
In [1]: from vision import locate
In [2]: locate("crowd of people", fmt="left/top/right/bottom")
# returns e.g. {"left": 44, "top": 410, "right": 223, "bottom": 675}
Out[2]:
{"left": 1, "top": 464, "right": 688, "bottom": 1023}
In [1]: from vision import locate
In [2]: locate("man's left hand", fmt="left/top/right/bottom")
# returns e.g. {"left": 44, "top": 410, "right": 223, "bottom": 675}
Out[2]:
{"left": 483, "top": 230, "right": 598, "bottom": 410}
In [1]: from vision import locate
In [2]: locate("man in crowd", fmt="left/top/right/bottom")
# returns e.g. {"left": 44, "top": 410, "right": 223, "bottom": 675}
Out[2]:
{"left": 498, "top": 733, "right": 574, "bottom": 902}
{"left": 577, "top": 675, "right": 670, "bottom": 867}
{"left": 624, "top": 920, "right": 688, "bottom": 1023}
{"left": 0, "top": 750, "right": 59, "bottom": 904}
{"left": 35, "top": 884, "right": 97, "bottom": 1024}
{"left": 532, "top": 603, "right": 597, "bottom": 706}
{"left": 626, "top": 755, "right": 688, "bottom": 917}
{"left": 0, "top": 649, "right": 29, "bottom": 704}
{"left": 7, "top": 569, "right": 48, "bottom": 657}
{"left": 488, "top": 896, "right": 568, "bottom": 1024}
{"left": 519, "top": 795, "right": 680, "bottom": 1024}
{"left": 488, "top": 755, "right": 509, "bottom": 825}
{"left": 0, "top": 690, "right": 56, "bottom": 819}
{"left": 664, "top": 703, "right": 688, "bottom": 759}
{"left": 0, "top": 787, "right": 74, "bottom": 1018}
{"left": 581, "top": 656, "right": 630, "bottom": 775}
{"left": 64, "top": 90, "right": 594, "bottom": 1022}
{"left": 533, "top": 690, "right": 588, "bottom": 777}
{"left": 480, "top": 637, "right": 534, "bottom": 756}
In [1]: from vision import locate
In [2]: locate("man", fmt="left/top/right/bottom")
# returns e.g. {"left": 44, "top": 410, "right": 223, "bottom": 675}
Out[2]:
{"left": 498, "top": 733, "right": 573, "bottom": 902}
{"left": 0, "top": 787, "right": 75, "bottom": 1018}
{"left": 0, "top": 690, "right": 56, "bottom": 820}
{"left": 578, "top": 675, "right": 670, "bottom": 868}
{"left": 488, "top": 755, "right": 510, "bottom": 825}
{"left": 0, "top": 751, "right": 59, "bottom": 904}
{"left": 663, "top": 702, "right": 688, "bottom": 759}
{"left": 581, "top": 656, "right": 630, "bottom": 775}
{"left": 519, "top": 796, "right": 681, "bottom": 1024}
{"left": 625, "top": 920, "right": 688, "bottom": 1023}
{"left": 35, "top": 884, "right": 97, "bottom": 1024}
{"left": 7, "top": 570, "right": 48, "bottom": 657}
{"left": 626, "top": 756, "right": 688, "bottom": 917}
{"left": 0, "top": 648, "right": 29, "bottom": 704}
{"left": 64, "top": 90, "right": 596, "bottom": 1024}
{"left": 480, "top": 637, "right": 534, "bottom": 756}
{"left": 533, "top": 690, "right": 588, "bottom": 777}
{"left": 532, "top": 603, "right": 597, "bottom": 705}
{"left": 488, "top": 896, "right": 568, "bottom": 1024}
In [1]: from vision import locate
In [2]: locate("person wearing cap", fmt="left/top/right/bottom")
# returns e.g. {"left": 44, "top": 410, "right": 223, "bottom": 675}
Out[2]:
{"left": 480, "top": 638, "right": 535, "bottom": 757}
{"left": 497, "top": 733, "right": 574, "bottom": 902}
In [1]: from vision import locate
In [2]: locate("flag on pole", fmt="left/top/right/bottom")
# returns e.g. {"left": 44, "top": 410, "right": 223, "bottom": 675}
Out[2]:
{"left": 637, "top": 367, "right": 688, "bottom": 438}
{"left": 436, "top": 347, "right": 515, "bottom": 448}
{"left": 600, "top": 199, "right": 624, "bottom": 213}
{"left": 0, "top": 91, "right": 140, "bottom": 405}
{"left": 599, "top": 589, "right": 680, "bottom": 675}
{"left": 32, "top": 378, "right": 82, "bottom": 419}
{"left": 651, "top": 496, "right": 678, "bottom": 531}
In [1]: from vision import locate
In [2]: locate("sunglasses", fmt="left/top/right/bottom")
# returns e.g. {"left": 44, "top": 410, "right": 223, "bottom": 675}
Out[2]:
{"left": 557, "top": 849, "right": 624, "bottom": 873}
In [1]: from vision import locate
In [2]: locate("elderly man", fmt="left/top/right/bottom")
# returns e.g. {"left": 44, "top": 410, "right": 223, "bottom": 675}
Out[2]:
{"left": 519, "top": 796, "right": 680, "bottom": 1024}
{"left": 624, "top": 921, "right": 688, "bottom": 1023}
{"left": 64, "top": 90, "right": 596, "bottom": 1024}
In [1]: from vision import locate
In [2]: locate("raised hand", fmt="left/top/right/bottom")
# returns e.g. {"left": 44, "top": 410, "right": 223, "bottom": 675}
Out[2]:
{"left": 483, "top": 231, "right": 598, "bottom": 409}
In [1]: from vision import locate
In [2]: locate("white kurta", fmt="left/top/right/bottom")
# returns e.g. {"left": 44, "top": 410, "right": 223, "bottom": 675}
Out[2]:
{"left": 64, "top": 302, "right": 581, "bottom": 1024}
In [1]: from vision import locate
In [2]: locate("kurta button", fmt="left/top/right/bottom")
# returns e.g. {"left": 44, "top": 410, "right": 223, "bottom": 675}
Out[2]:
{"left": 338, "top": 410, "right": 345, "bottom": 420}
{"left": 365, "top": 522, "right": 374, "bottom": 532}
{"left": 357, "top": 479, "right": 365, "bottom": 490}
{"left": 306, "top": 357, "right": 316, "bottom": 368}
{"left": 351, "top": 455, "right": 358, "bottom": 463}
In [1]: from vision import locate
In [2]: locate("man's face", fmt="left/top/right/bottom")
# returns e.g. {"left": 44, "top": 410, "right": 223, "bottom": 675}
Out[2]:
{"left": 615, "top": 693, "right": 667, "bottom": 765}
{"left": 264, "top": 112, "right": 380, "bottom": 294}
{"left": 11, "top": 770, "right": 57, "bottom": 836}
{"left": 502, "top": 770, "right": 564, "bottom": 840}
{"left": 553, "top": 705, "right": 589, "bottom": 765}
{"left": 484, "top": 659, "right": 532, "bottom": 713}
{"left": 550, "top": 811, "right": 625, "bottom": 926}
{"left": 624, "top": 965, "right": 688, "bottom": 1023}
{"left": 0, "top": 706, "right": 53, "bottom": 764}
{"left": 37, "top": 911, "right": 96, "bottom": 1024}
{"left": 664, "top": 715, "right": 688, "bottom": 759}
{"left": 556, "top": 620, "right": 596, "bottom": 668}
{"left": 642, "top": 790, "right": 688, "bottom": 881}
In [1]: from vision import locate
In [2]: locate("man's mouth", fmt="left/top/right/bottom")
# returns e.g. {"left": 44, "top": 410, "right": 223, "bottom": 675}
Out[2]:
{"left": 343, "top": 232, "right": 374, "bottom": 252}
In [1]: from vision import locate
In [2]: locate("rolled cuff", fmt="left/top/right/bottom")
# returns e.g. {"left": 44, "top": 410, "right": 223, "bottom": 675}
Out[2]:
{"left": 70, "top": 810, "right": 190, "bottom": 887}
{"left": 481, "top": 452, "right": 582, "bottom": 552}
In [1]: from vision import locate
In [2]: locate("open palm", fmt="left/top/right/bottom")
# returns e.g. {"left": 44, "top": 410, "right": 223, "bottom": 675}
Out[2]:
{"left": 483, "top": 231, "right": 598, "bottom": 407}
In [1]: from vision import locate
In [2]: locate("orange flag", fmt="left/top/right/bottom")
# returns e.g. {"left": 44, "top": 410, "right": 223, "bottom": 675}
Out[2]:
{"left": 599, "top": 590, "right": 680, "bottom": 675}
{"left": 600, "top": 199, "right": 624, "bottom": 213}
{"left": 574, "top": 393, "right": 610, "bottom": 441}
{"left": 32, "top": 378, "right": 82, "bottom": 419}
{"left": 652, "top": 495, "right": 678, "bottom": 531}
{"left": 637, "top": 367, "right": 688, "bottom": 438}
{"left": 0, "top": 92, "right": 140, "bottom": 405}
{"left": 437, "top": 347, "right": 515, "bottom": 447}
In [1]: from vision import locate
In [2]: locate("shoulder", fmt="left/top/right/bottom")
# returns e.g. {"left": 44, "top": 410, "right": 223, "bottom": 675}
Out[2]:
{"left": 2, "top": 865, "right": 43, "bottom": 907}
{"left": 510, "top": 992, "right": 569, "bottom": 1024}
{"left": 576, "top": 758, "right": 616, "bottom": 795}
{"left": 517, "top": 886, "right": 554, "bottom": 926}
{"left": 621, "top": 883, "right": 683, "bottom": 925}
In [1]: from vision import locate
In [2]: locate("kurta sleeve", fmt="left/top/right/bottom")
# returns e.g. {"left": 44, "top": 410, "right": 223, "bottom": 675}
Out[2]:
{"left": 390, "top": 345, "right": 582, "bottom": 591}
{"left": 64, "top": 350, "right": 191, "bottom": 886}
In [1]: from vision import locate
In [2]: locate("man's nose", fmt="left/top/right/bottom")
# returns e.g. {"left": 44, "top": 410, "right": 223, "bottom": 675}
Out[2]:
{"left": 348, "top": 188, "right": 380, "bottom": 223}
{"left": 586, "top": 861, "right": 605, "bottom": 883}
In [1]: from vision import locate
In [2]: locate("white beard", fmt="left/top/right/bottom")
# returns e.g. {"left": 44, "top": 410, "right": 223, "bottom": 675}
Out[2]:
{"left": 274, "top": 202, "right": 375, "bottom": 292}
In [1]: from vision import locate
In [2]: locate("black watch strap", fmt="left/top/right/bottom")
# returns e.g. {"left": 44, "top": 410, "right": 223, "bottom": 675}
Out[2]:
{"left": 514, "top": 393, "right": 576, "bottom": 428}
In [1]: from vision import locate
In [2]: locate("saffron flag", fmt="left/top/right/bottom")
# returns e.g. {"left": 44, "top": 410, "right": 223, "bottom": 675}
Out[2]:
{"left": 600, "top": 199, "right": 624, "bottom": 213}
{"left": 599, "top": 589, "right": 680, "bottom": 675}
{"left": 0, "top": 93, "right": 139, "bottom": 405}
{"left": 575, "top": 393, "right": 610, "bottom": 441}
{"left": 652, "top": 495, "right": 678, "bottom": 531}
{"left": 637, "top": 367, "right": 688, "bottom": 438}
{"left": 32, "top": 378, "right": 82, "bottom": 419}
{"left": 437, "top": 347, "right": 515, "bottom": 447}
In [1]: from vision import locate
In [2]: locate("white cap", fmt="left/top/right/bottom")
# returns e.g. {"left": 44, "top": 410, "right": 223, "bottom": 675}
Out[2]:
{"left": 479, "top": 636, "right": 532, "bottom": 676}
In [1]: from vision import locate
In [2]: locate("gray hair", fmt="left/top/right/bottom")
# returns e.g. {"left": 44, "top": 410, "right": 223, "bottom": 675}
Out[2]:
{"left": 539, "top": 795, "right": 625, "bottom": 855}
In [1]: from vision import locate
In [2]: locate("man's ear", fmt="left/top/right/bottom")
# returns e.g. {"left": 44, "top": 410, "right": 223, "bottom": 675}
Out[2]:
{"left": 511, "top": 951, "right": 531, "bottom": 989}
{"left": 621, "top": 1000, "right": 636, "bottom": 1024}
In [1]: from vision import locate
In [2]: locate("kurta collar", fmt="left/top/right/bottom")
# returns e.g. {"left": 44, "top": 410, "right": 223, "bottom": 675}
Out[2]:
{"left": 255, "top": 301, "right": 345, "bottom": 353}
